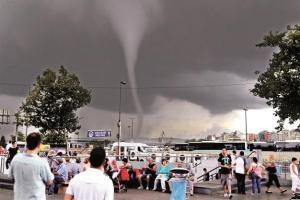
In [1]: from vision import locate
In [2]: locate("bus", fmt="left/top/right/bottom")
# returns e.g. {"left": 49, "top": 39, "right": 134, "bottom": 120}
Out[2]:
{"left": 174, "top": 141, "right": 277, "bottom": 152}
{"left": 174, "top": 143, "right": 191, "bottom": 151}
{"left": 274, "top": 140, "right": 300, "bottom": 151}
{"left": 248, "top": 142, "right": 275, "bottom": 151}
{"left": 188, "top": 141, "right": 247, "bottom": 151}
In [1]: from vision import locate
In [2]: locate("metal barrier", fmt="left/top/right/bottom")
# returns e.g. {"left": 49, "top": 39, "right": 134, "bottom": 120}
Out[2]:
{"left": 49, "top": 154, "right": 218, "bottom": 182}
{"left": 106, "top": 153, "right": 218, "bottom": 164}
{"left": 54, "top": 154, "right": 217, "bottom": 168}
{"left": 273, "top": 162, "right": 290, "bottom": 180}
{"left": 0, "top": 152, "right": 220, "bottom": 181}
{"left": 0, "top": 155, "right": 7, "bottom": 174}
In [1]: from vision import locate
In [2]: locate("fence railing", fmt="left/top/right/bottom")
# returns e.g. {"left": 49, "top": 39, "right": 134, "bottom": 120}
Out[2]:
{"left": 0, "top": 155, "right": 7, "bottom": 174}
{"left": 0, "top": 153, "right": 218, "bottom": 181}
{"left": 196, "top": 151, "right": 257, "bottom": 183}
{"left": 197, "top": 166, "right": 220, "bottom": 182}
{"left": 4, "top": 152, "right": 290, "bottom": 182}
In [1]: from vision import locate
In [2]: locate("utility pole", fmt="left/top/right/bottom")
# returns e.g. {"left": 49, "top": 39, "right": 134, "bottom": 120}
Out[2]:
{"left": 160, "top": 131, "right": 165, "bottom": 145}
{"left": 25, "top": 87, "right": 30, "bottom": 138}
{"left": 0, "top": 109, "right": 28, "bottom": 142}
{"left": 128, "top": 117, "right": 135, "bottom": 141}
{"left": 0, "top": 109, "right": 3, "bottom": 124}
{"left": 0, "top": 109, "right": 10, "bottom": 125}
{"left": 243, "top": 108, "right": 248, "bottom": 150}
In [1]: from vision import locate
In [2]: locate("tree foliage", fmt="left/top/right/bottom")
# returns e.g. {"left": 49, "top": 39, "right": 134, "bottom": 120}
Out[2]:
{"left": 0, "top": 136, "right": 6, "bottom": 148}
{"left": 17, "top": 132, "right": 25, "bottom": 142}
{"left": 251, "top": 25, "right": 300, "bottom": 130}
{"left": 20, "top": 66, "right": 91, "bottom": 145}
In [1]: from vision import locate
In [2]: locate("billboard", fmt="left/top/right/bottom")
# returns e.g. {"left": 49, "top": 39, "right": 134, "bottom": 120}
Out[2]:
{"left": 87, "top": 130, "right": 112, "bottom": 138}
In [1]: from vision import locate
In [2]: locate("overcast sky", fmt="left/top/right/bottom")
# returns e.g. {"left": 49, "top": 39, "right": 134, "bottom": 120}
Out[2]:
{"left": 0, "top": 0, "right": 299, "bottom": 139}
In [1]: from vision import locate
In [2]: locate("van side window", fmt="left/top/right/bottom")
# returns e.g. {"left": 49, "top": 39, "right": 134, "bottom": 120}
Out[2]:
{"left": 138, "top": 147, "right": 142, "bottom": 152}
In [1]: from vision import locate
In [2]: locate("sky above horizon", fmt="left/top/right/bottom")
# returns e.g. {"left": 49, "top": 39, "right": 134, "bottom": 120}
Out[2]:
{"left": 0, "top": 0, "right": 299, "bottom": 139}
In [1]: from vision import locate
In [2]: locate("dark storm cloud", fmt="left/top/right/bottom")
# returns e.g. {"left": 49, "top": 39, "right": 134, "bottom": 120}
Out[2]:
{"left": 0, "top": 0, "right": 299, "bottom": 114}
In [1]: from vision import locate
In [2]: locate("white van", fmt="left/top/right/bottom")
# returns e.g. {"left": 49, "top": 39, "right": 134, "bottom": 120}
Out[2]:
{"left": 110, "top": 142, "right": 150, "bottom": 161}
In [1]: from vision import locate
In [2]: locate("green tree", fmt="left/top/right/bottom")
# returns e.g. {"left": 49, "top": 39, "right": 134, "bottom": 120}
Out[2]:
{"left": 251, "top": 25, "right": 300, "bottom": 130}
{"left": 17, "top": 132, "right": 25, "bottom": 142}
{"left": 19, "top": 66, "right": 91, "bottom": 145}
{"left": 0, "top": 136, "right": 6, "bottom": 148}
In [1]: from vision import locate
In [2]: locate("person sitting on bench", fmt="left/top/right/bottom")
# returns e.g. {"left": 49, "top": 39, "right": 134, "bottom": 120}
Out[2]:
{"left": 137, "top": 158, "right": 157, "bottom": 190}
{"left": 153, "top": 159, "right": 170, "bottom": 192}
{"left": 49, "top": 158, "right": 68, "bottom": 194}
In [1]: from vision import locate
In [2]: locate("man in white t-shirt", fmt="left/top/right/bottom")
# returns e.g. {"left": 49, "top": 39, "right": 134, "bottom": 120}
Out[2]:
{"left": 235, "top": 151, "right": 246, "bottom": 194}
{"left": 9, "top": 133, "right": 54, "bottom": 200}
{"left": 64, "top": 147, "right": 114, "bottom": 200}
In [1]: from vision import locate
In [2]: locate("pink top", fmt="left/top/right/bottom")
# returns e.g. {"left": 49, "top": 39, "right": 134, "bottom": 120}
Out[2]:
{"left": 250, "top": 162, "right": 263, "bottom": 178}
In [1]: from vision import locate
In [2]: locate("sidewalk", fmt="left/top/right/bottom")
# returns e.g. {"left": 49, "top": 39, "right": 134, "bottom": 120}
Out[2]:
{"left": 0, "top": 188, "right": 294, "bottom": 200}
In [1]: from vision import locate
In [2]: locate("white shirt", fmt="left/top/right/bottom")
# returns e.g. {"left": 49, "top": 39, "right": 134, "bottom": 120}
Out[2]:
{"left": 6, "top": 143, "right": 12, "bottom": 151}
{"left": 9, "top": 153, "right": 54, "bottom": 200}
{"left": 290, "top": 163, "right": 298, "bottom": 178}
{"left": 66, "top": 168, "right": 114, "bottom": 200}
{"left": 235, "top": 157, "right": 245, "bottom": 174}
{"left": 231, "top": 154, "right": 236, "bottom": 169}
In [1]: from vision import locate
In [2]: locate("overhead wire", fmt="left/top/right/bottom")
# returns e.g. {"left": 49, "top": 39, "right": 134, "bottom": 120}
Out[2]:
{"left": 0, "top": 81, "right": 256, "bottom": 90}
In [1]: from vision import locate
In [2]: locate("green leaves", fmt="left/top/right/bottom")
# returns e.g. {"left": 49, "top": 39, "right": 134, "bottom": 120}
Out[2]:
{"left": 251, "top": 25, "right": 300, "bottom": 130}
{"left": 19, "top": 66, "right": 91, "bottom": 145}
{"left": 17, "top": 132, "right": 25, "bottom": 142}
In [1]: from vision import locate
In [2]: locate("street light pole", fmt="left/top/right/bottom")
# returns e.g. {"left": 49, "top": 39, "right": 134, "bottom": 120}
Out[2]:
{"left": 243, "top": 108, "right": 248, "bottom": 150}
{"left": 117, "top": 81, "right": 126, "bottom": 160}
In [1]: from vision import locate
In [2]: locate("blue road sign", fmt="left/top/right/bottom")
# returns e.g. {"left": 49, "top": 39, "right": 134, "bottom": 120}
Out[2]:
{"left": 87, "top": 130, "right": 112, "bottom": 138}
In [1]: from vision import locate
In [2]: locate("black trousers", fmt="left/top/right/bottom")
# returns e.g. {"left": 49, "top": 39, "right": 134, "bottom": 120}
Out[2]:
{"left": 49, "top": 176, "right": 65, "bottom": 194}
{"left": 5, "top": 158, "right": 11, "bottom": 169}
{"left": 266, "top": 173, "right": 281, "bottom": 188}
{"left": 235, "top": 172, "right": 246, "bottom": 194}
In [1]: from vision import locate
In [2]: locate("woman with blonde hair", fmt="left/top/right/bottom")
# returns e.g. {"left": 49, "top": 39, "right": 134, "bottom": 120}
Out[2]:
{"left": 265, "top": 155, "right": 287, "bottom": 194}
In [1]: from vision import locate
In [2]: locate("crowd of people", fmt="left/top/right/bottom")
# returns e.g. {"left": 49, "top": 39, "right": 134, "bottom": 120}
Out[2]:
{"left": 7, "top": 132, "right": 115, "bottom": 200}
{"left": 4, "top": 133, "right": 300, "bottom": 200}
{"left": 216, "top": 148, "right": 292, "bottom": 199}
{"left": 102, "top": 155, "right": 195, "bottom": 196}
{"left": 5, "top": 132, "right": 195, "bottom": 200}
{"left": 0, "top": 141, "right": 19, "bottom": 169}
